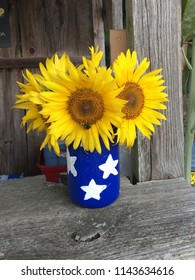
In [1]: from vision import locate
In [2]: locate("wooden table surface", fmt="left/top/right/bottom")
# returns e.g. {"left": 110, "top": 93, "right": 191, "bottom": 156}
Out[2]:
{"left": 0, "top": 175, "right": 195, "bottom": 260}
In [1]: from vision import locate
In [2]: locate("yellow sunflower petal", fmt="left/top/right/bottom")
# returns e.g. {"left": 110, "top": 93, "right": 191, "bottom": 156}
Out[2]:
{"left": 91, "top": 124, "right": 101, "bottom": 153}
{"left": 131, "top": 58, "right": 150, "bottom": 83}
{"left": 134, "top": 118, "right": 152, "bottom": 138}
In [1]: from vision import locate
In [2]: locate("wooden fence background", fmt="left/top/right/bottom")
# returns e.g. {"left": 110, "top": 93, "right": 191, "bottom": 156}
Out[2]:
{"left": 0, "top": 0, "right": 184, "bottom": 182}
{"left": 127, "top": 0, "right": 184, "bottom": 182}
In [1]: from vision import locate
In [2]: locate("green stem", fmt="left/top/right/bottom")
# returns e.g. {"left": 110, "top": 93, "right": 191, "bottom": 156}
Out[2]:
{"left": 184, "top": 38, "right": 195, "bottom": 183}
{"left": 182, "top": 45, "right": 193, "bottom": 70}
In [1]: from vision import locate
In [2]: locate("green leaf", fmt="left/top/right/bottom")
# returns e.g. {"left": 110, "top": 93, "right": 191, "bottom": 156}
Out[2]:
{"left": 182, "top": 0, "right": 195, "bottom": 41}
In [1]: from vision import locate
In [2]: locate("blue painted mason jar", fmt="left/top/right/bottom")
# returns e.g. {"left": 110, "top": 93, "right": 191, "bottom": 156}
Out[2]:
{"left": 67, "top": 141, "right": 120, "bottom": 208}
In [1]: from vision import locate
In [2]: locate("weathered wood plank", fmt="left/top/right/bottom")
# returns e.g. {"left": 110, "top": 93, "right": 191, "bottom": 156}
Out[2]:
{"left": 0, "top": 176, "right": 195, "bottom": 259}
{"left": 92, "top": 0, "right": 106, "bottom": 65}
{"left": 0, "top": 57, "right": 82, "bottom": 68}
{"left": 103, "top": 0, "right": 123, "bottom": 31}
{"left": 0, "top": 57, "right": 47, "bottom": 68}
{"left": 0, "top": 69, "right": 28, "bottom": 175}
{"left": 0, "top": 0, "right": 28, "bottom": 175}
{"left": 18, "top": 0, "right": 94, "bottom": 58}
{"left": 126, "top": 0, "right": 184, "bottom": 182}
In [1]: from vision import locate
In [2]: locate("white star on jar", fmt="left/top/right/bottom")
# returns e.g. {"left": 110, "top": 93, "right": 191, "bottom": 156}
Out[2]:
{"left": 98, "top": 154, "right": 118, "bottom": 179}
{"left": 81, "top": 179, "right": 107, "bottom": 200}
{"left": 67, "top": 148, "right": 77, "bottom": 177}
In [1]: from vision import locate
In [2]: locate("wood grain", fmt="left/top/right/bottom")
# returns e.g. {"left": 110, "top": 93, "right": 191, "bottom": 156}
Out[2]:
{"left": 0, "top": 57, "right": 82, "bottom": 68}
{"left": 0, "top": 176, "right": 195, "bottom": 259}
{"left": 92, "top": 0, "right": 106, "bottom": 65}
{"left": 0, "top": 57, "right": 47, "bottom": 68}
{"left": 103, "top": 0, "right": 123, "bottom": 31}
{"left": 0, "top": 0, "right": 28, "bottom": 175}
{"left": 18, "top": 0, "right": 94, "bottom": 58}
{"left": 126, "top": 0, "right": 184, "bottom": 182}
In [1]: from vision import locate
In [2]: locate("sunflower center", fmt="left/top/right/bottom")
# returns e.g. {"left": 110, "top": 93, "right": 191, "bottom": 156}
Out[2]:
{"left": 118, "top": 82, "right": 145, "bottom": 119}
{"left": 68, "top": 88, "right": 104, "bottom": 129}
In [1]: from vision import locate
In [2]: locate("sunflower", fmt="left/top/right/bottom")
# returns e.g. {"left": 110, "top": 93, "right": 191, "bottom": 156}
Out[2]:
{"left": 39, "top": 49, "right": 126, "bottom": 153}
{"left": 35, "top": 52, "right": 69, "bottom": 84}
{"left": 13, "top": 69, "right": 60, "bottom": 154}
{"left": 82, "top": 46, "right": 104, "bottom": 74}
{"left": 113, "top": 49, "right": 168, "bottom": 147}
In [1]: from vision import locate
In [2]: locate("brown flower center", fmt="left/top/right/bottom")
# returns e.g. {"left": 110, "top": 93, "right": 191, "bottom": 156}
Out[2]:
{"left": 68, "top": 88, "right": 104, "bottom": 129}
{"left": 118, "top": 82, "right": 145, "bottom": 119}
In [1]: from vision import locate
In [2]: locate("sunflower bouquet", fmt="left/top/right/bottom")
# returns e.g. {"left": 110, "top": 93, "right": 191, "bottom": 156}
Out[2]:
{"left": 14, "top": 47, "right": 168, "bottom": 156}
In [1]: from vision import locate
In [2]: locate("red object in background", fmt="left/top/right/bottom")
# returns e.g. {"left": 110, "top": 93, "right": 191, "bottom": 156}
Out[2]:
{"left": 38, "top": 152, "right": 67, "bottom": 183}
